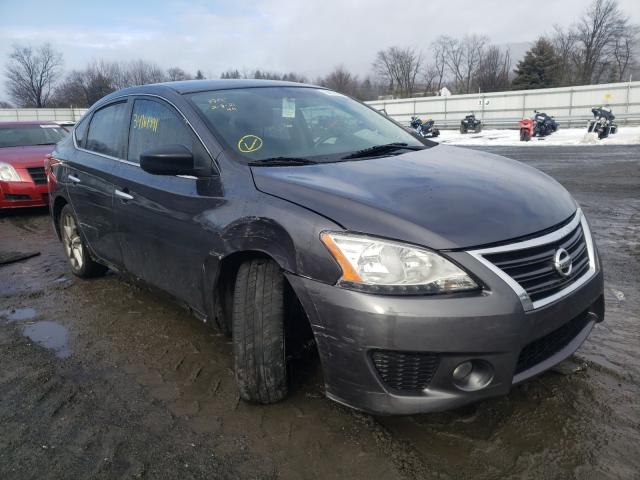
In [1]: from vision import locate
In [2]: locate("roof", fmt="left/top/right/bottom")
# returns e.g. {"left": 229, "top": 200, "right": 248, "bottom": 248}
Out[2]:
{"left": 159, "top": 79, "right": 320, "bottom": 94}
{"left": 0, "top": 120, "right": 61, "bottom": 127}
{"left": 92, "top": 79, "right": 325, "bottom": 111}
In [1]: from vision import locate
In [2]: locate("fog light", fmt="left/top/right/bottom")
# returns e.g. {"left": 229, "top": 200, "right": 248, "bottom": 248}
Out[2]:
{"left": 453, "top": 361, "right": 473, "bottom": 381}
{"left": 451, "top": 360, "right": 494, "bottom": 391}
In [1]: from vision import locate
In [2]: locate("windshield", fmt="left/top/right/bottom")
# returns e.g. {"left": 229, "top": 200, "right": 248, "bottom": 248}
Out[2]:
{"left": 0, "top": 125, "right": 67, "bottom": 148}
{"left": 188, "top": 87, "right": 429, "bottom": 163}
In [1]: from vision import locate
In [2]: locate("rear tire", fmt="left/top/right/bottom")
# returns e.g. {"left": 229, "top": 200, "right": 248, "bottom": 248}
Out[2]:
{"left": 59, "top": 205, "right": 107, "bottom": 278}
{"left": 520, "top": 129, "right": 531, "bottom": 142}
{"left": 232, "top": 258, "right": 288, "bottom": 404}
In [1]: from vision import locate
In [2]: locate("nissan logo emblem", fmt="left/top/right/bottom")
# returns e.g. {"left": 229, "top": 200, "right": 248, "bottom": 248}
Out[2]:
{"left": 553, "top": 248, "right": 573, "bottom": 277}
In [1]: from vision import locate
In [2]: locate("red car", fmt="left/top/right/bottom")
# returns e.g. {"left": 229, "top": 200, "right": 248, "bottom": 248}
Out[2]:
{"left": 0, "top": 121, "right": 68, "bottom": 209}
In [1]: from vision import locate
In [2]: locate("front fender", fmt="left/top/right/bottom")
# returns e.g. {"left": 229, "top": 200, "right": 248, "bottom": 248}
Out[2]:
{"left": 200, "top": 191, "right": 344, "bottom": 323}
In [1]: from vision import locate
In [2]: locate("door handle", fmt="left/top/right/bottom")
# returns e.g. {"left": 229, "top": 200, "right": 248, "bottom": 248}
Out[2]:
{"left": 68, "top": 174, "right": 81, "bottom": 183}
{"left": 115, "top": 189, "right": 134, "bottom": 201}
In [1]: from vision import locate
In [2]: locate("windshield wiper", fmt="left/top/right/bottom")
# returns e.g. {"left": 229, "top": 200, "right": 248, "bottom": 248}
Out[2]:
{"left": 248, "top": 157, "right": 317, "bottom": 166}
{"left": 342, "top": 142, "right": 425, "bottom": 160}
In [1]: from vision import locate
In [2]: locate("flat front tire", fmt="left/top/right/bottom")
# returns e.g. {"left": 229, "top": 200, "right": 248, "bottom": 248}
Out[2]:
{"left": 59, "top": 205, "right": 107, "bottom": 278}
{"left": 232, "top": 258, "right": 288, "bottom": 404}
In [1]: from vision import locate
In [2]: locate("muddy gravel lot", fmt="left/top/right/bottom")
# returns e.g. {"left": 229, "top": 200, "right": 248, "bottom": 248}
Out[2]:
{"left": 1, "top": 145, "right": 638, "bottom": 480}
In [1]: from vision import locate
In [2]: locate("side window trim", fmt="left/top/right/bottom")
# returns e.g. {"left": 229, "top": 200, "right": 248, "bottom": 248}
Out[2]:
{"left": 74, "top": 93, "right": 218, "bottom": 173}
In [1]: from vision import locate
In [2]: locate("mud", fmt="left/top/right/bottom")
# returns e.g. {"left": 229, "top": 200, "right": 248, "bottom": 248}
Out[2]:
{"left": 0, "top": 145, "right": 638, "bottom": 479}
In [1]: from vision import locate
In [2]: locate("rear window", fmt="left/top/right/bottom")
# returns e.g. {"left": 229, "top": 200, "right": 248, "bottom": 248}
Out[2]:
{"left": 0, "top": 125, "right": 67, "bottom": 148}
{"left": 86, "top": 102, "right": 128, "bottom": 158}
{"left": 73, "top": 116, "right": 90, "bottom": 147}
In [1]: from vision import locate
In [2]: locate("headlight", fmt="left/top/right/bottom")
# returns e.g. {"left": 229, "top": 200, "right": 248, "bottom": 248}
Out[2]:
{"left": 0, "top": 162, "right": 21, "bottom": 182}
{"left": 321, "top": 232, "right": 479, "bottom": 295}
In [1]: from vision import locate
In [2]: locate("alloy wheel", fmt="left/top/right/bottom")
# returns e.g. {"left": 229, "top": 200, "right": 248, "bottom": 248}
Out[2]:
{"left": 62, "top": 212, "right": 84, "bottom": 270}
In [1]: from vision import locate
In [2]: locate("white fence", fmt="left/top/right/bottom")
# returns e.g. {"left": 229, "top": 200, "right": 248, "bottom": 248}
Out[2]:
{"left": 3, "top": 81, "right": 640, "bottom": 129}
{"left": 366, "top": 81, "right": 640, "bottom": 129}
{"left": 0, "top": 108, "right": 88, "bottom": 123}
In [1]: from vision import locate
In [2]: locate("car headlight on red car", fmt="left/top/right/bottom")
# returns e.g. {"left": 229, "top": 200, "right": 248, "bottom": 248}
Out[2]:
{"left": 0, "top": 162, "right": 21, "bottom": 182}
{"left": 321, "top": 231, "right": 479, "bottom": 295}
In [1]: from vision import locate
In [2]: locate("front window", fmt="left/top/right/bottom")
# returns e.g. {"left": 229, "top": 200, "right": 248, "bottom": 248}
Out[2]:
{"left": 0, "top": 125, "right": 67, "bottom": 148}
{"left": 127, "top": 99, "right": 198, "bottom": 164}
{"left": 188, "top": 87, "right": 428, "bottom": 163}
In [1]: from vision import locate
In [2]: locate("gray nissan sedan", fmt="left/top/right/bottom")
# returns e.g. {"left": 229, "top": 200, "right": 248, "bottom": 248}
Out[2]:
{"left": 47, "top": 80, "right": 604, "bottom": 415}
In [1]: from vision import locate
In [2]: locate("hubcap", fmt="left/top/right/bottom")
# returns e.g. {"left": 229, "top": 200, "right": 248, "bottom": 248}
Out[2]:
{"left": 62, "top": 213, "right": 83, "bottom": 270}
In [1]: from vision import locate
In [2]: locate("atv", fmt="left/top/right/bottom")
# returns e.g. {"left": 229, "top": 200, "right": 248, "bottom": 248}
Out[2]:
{"left": 460, "top": 113, "right": 482, "bottom": 134}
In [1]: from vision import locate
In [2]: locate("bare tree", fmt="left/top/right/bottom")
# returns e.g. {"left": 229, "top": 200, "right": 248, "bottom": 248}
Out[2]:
{"left": 420, "top": 65, "right": 439, "bottom": 96}
{"left": 166, "top": 67, "right": 193, "bottom": 81}
{"left": 52, "top": 60, "right": 122, "bottom": 107}
{"left": 5, "top": 43, "right": 63, "bottom": 107}
{"left": 475, "top": 46, "right": 511, "bottom": 92}
{"left": 436, "top": 34, "right": 488, "bottom": 93}
{"left": 0, "top": 100, "right": 13, "bottom": 108}
{"left": 608, "top": 25, "right": 639, "bottom": 81}
{"left": 575, "top": 0, "right": 631, "bottom": 83}
{"left": 373, "top": 46, "right": 422, "bottom": 98}
{"left": 429, "top": 37, "right": 449, "bottom": 92}
{"left": 321, "top": 65, "right": 359, "bottom": 96}
{"left": 552, "top": 26, "right": 581, "bottom": 85}
{"left": 121, "top": 59, "right": 167, "bottom": 86}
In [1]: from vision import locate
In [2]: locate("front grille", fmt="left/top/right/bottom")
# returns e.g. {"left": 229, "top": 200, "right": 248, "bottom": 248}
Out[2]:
{"left": 515, "top": 309, "right": 592, "bottom": 374}
{"left": 371, "top": 350, "right": 439, "bottom": 393}
{"left": 483, "top": 222, "right": 590, "bottom": 303}
{"left": 26, "top": 166, "right": 47, "bottom": 185}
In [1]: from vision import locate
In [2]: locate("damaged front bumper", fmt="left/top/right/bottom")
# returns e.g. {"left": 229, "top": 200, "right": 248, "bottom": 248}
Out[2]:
{"left": 285, "top": 251, "right": 604, "bottom": 416}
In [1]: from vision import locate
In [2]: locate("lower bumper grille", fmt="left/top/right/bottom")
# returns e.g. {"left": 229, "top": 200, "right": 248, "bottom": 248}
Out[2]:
{"left": 26, "top": 166, "right": 47, "bottom": 185}
{"left": 371, "top": 350, "right": 439, "bottom": 393}
{"left": 515, "top": 310, "right": 592, "bottom": 374}
{"left": 4, "top": 193, "right": 31, "bottom": 201}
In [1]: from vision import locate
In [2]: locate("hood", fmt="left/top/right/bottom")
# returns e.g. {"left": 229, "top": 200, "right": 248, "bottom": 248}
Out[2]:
{"left": 0, "top": 145, "right": 54, "bottom": 167}
{"left": 251, "top": 145, "right": 577, "bottom": 250}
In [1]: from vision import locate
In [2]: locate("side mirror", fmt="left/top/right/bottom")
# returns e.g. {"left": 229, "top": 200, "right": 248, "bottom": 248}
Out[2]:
{"left": 140, "top": 144, "right": 197, "bottom": 176}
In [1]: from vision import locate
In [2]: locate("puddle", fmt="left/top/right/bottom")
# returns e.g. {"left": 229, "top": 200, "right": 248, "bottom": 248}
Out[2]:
{"left": 22, "top": 321, "right": 70, "bottom": 358}
{"left": 1, "top": 307, "right": 37, "bottom": 322}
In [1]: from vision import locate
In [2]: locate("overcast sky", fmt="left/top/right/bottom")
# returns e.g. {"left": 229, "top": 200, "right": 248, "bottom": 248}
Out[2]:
{"left": 1, "top": 0, "right": 639, "bottom": 101}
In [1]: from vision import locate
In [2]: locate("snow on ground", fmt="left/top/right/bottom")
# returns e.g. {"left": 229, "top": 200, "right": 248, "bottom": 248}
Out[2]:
{"left": 436, "top": 126, "right": 640, "bottom": 146}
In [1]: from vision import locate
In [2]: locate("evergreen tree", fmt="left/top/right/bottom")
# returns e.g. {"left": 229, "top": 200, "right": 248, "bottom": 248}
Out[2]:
{"left": 195, "top": 70, "right": 205, "bottom": 80}
{"left": 512, "top": 38, "right": 560, "bottom": 89}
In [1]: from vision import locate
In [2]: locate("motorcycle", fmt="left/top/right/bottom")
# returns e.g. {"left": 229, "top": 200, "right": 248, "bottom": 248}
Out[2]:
{"left": 588, "top": 106, "right": 617, "bottom": 139}
{"left": 519, "top": 111, "right": 559, "bottom": 141}
{"left": 460, "top": 113, "right": 482, "bottom": 134}
{"left": 410, "top": 116, "right": 440, "bottom": 138}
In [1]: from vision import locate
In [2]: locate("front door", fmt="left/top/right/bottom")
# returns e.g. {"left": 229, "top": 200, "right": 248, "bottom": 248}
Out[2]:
{"left": 113, "top": 97, "right": 224, "bottom": 312}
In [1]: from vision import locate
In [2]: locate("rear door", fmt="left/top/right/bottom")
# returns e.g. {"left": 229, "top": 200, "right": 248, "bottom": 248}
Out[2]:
{"left": 113, "top": 96, "right": 223, "bottom": 312}
{"left": 65, "top": 100, "right": 129, "bottom": 267}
